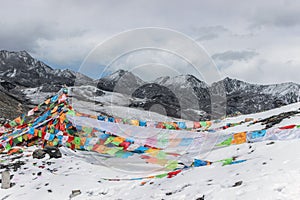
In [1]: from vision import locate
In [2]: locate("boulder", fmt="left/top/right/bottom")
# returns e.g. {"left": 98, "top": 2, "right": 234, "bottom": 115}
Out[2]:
{"left": 32, "top": 149, "right": 46, "bottom": 159}
{"left": 43, "top": 146, "right": 62, "bottom": 159}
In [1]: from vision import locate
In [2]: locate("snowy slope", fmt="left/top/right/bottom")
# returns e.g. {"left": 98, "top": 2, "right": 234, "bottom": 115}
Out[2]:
{"left": 155, "top": 74, "right": 209, "bottom": 89}
{"left": 0, "top": 102, "right": 300, "bottom": 199}
{"left": 1, "top": 138, "right": 300, "bottom": 199}
{"left": 67, "top": 85, "right": 181, "bottom": 122}
{"left": 212, "top": 102, "right": 300, "bottom": 133}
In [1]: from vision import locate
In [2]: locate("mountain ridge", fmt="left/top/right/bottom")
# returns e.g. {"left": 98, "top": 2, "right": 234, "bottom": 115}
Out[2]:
{"left": 97, "top": 70, "right": 300, "bottom": 120}
{"left": 0, "top": 50, "right": 299, "bottom": 121}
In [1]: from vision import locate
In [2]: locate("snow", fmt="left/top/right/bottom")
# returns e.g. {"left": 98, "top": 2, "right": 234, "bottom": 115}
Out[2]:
{"left": 0, "top": 96, "right": 300, "bottom": 199}
{"left": 262, "top": 82, "right": 300, "bottom": 97}
{"left": 22, "top": 87, "right": 56, "bottom": 105}
{"left": 69, "top": 85, "right": 180, "bottom": 122}
{"left": 211, "top": 102, "right": 300, "bottom": 134}
{"left": 1, "top": 139, "right": 300, "bottom": 199}
{"left": 157, "top": 75, "right": 208, "bottom": 89}
{"left": 8, "top": 69, "right": 16, "bottom": 78}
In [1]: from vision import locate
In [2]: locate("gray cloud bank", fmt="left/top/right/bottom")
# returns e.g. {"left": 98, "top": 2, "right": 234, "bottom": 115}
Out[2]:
{"left": 0, "top": 0, "right": 299, "bottom": 84}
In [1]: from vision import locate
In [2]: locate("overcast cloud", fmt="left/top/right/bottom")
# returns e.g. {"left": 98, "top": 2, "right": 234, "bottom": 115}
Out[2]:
{"left": 0, "top": 0, "right": 299, "bottom": 84}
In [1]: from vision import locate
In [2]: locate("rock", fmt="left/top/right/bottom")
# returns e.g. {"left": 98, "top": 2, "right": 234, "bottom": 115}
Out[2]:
{"left": 232, "top": 181, "right": 243, "bottom": 187}
{"left": 32, "top": 149, "right": 46, "bottom": 159}
{"left": 254, "top": 110, "right": 300, "bottom": 129}
{"left": 69, "top": 190, "right": 81, "bottom": 199}
{"left": 196, "top": 195, "right": 205, "bottom": 200}
{"left": 266, "top": 141, "right": 275, "bottom": 145}
{"left": 1, "top": 170, "right": 10, "bottom": 189}
{"left": 33, "top": 147, "right": 62, "bottom": 159}
{"left": 244, "top": 118, "right": 254, "bottom": 122}
{"left": 95, "top": 89, "right": 105, "bottom": 96}
{"left": 43, "top": 146, "right": 62, "bottom": 158}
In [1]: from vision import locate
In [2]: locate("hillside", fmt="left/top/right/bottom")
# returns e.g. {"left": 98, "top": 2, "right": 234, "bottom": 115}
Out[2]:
{"left": 0, "top": 98, "right": 299, "bottom": 199}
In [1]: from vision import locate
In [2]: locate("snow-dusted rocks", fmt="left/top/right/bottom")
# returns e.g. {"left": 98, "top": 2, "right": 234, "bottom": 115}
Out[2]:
{"left": 97, "top": 71, "right": 300, "bottom": 120}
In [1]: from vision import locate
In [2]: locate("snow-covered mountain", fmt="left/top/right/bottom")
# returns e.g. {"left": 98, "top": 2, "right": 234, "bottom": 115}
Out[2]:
{"left": 97, "top": 69, "right": 145, "bottom": 95}
{"left": 211, "top": 77, "right": 300, "bottom": 115}
{"left": 155, "top": 74, "right": 209, "bottom": 89}
{"left": 214, "top": 77, "right": 300, "bottom": 102}
{"left": 96, "top": 70, "right": 300, "bottom": 120}
{"left": 130, "top": 75, "right": 211, "bottom": 120}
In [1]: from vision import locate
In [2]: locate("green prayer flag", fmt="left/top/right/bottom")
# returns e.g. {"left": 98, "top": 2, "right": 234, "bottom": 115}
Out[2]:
{"left": 5, "top": 143, "right": 12, "bottom": 151}
{"left": 111, "top": 140, "right": 121, "bottom": 146}
{"left": 83, "top": 127, "right": 93, "bottom": 134}
{"left": 106, "top": 147, "right": 123, "bottom": 156}
{"left": 165, "top": 160, "right": 178, "bottom": 170}
{"left": 66, "top": 129, "right": 74, "bottom": 134}
{"left": 67, "top": 110, "right": 76, "bottom": 116}
{"left": 85, "top": 145, "right": 93, "bottom": 151}
{"left": 53, "top": 140, "right": 58, "bottom": 146}
{"left": 38, "top": 130, "right": 42, "bottom": 138}
{"left": 9, "top": 120, "right": 17, "bottom": 127}
{"left": 216, "top": 137, "right": 232, "bottom": 147}
{"left": 156, "top": 173, "right": 168, "bottom": 178}
{"left": 200, "top": 121, "right": 207, "bottom": 127}
{"left": 17, "top": 136, "right": 23, "bottom": 143}
{"left": 74, "top": 137, "right": 81, "bottom": 145}
{"left": 221, "top": 158, "right": 233, "bottom": 166}
{"left": 165, "top": 124, "right": 175, "bottom": 130}
{"left": 49, "top": 103, "right": 55, "bottom": 109}
{"left": 115, "top": 151, "right": 125, "bottom": 158}
{"left": 13, "top": 138, "right": 20, "bottom": 144}
{"left": 104, "top": 136, "right": 114, "bottom": 145}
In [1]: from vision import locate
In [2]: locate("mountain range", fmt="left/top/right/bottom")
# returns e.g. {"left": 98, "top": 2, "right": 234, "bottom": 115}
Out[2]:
{"left": 99, "top": 70, "right": 300, "bottom": 120}
{"left": 0, "top": 50, "right": 299, "bottom": 121}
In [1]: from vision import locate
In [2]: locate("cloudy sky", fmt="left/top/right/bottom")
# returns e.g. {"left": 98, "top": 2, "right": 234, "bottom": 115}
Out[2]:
{"left": 0, "top": 0, "right": 300, "bottom": 84}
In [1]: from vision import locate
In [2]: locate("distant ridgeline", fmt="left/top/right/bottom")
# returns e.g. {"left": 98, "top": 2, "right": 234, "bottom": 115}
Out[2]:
{"left": 0, "top": 50, "right": 299, "bottom": 121}
{"left": 98, "top": 70, "right": 300, "bottom": 120}
{"left": 0, "top": 88, "right": 299, "bottom": 180}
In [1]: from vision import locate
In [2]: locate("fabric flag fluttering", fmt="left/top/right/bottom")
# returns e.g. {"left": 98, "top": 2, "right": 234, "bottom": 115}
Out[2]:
{"left": 0, "top": 88, "right": 299, "bottom": 180}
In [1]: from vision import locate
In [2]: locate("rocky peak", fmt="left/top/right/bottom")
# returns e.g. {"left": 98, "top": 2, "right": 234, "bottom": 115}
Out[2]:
{"left": 97, "top": 70, "right": 145, "bottom": 94}
{"left": 0, "top": 50, "right": 94, "bottom": 90}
